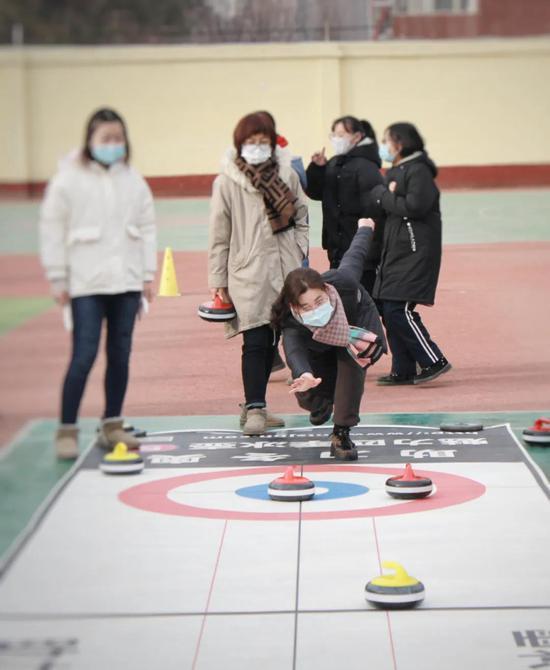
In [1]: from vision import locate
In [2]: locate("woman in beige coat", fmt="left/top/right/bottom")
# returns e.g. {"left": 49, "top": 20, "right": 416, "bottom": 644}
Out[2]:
{"left": 209, "top": 112, "right": 309, "bottom": 435}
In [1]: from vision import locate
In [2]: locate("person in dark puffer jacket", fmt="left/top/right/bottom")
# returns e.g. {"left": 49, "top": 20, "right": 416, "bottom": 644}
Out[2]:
{"left": 371, "top": 122, "right": 451, "bottom": 386}
{"left": 306, "top": 116, "right": 385, "bottom": 294}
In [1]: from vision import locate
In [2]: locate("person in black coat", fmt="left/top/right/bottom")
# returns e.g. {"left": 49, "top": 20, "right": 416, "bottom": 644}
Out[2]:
{"left": 271, "top": 220, "right": 387, "bottom": 461}
{"left": 306, "top": 116, "right": 385, "bottom": 294}
{"left": 371, "top": 122, "right": 451, "bottom": 386}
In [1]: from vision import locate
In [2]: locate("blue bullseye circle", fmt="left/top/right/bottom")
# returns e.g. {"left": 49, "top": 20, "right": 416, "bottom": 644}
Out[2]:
{"left": 235, "top": 480, "right": 369, "bottom": 501}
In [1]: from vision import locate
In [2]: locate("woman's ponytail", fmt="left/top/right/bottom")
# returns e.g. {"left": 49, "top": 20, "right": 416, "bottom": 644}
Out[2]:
{"left": 359, "top": 119, "right": 376, "bottom": 142}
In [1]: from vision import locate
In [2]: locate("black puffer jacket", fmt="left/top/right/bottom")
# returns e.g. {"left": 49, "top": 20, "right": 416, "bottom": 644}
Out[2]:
{"left": 371, "top": 152, "right": 442, "bottom": 305}
{"left": 306, "top": 140, "right": 385, "bottom": 272}
{"left": 281, "top": 227, "right": 387, "bottom": 378}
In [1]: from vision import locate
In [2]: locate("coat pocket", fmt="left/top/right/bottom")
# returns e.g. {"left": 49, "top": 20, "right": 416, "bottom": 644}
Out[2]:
{"left": 67, "top": 227, "right": 101, "bottom": 245}
{"left": 126, "top": 223, "right": 142, "bottom": 239}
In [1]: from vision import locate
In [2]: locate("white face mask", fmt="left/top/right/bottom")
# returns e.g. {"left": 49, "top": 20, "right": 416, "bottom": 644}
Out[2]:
{"left": 241, "top": 143, "right": 272, "bottom": 165}
{"left": 331, "top": 136, "right": 353, "bottom": 155}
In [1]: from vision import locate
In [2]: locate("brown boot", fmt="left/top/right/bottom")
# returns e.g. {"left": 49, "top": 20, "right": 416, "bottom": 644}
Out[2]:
{"left": 239, "top": 404, "right": 285, "bottom": 428}
{"left": 330, "top": 426, "right": 358, "bottom": 461}
{"left": 242, "top": 408, "right": 268, "bottom": 436}
{"left": 55, "top": 425, "right": 79, "bottom": 460}
{"left": 97, "top": 417, "right": 140, "bottom": 450}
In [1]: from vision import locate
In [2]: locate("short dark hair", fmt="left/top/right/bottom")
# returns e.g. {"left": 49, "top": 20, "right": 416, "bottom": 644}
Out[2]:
{"left": 386, "top": 122, "right": 424, "bottom": 158}
{"left": 332, "top": 116, "right": 377, "bottom": 143}
{"left": 81, "top": 108, "right": 131, "bottom": 163}
{"left": 233, "top": 113, "right": 277, "bottom": 153}
{"left": 271, "top": 267, "right": 326, "bottom": 329}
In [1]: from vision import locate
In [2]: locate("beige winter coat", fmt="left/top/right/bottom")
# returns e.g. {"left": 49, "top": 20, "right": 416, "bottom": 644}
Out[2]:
{"left": 208, "top": 147, "right": 309, "bottom": 338}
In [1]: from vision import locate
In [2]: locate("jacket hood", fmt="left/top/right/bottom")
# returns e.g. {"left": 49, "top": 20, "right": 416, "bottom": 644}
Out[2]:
{"left": 220, "top": 145, "right": 292, "bottom": 191}
{"left": 399, "top": 150, "right": 438, "bottom": 177}
{"left": 338, "top": 137, "right": 381, "bottom": 168}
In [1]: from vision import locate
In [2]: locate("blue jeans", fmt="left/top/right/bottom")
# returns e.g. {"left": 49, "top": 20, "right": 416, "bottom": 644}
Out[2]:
{"left": 61, "top": 292, "right": 141, "bottom": 424}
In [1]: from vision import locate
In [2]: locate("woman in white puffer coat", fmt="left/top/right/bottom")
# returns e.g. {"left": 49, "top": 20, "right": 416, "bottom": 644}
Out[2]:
{"left": 39, "top": 108, "right": 157, "bottom": 459}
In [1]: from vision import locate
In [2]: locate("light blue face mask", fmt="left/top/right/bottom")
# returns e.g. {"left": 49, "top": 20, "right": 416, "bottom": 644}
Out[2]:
{"left": 300, "top": 300, "right": 334, "bottom": 328}
{"left": 91, "top": 143, "right": 126, "bottom": 165}
{"left": 379, "top": 143, "right": 396, "bottom": 164}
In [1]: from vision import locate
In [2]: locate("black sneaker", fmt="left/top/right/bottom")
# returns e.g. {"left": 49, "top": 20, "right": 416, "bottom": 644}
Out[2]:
{"left": 377, "top": 374, "right": 415, "bottom": 386}
{"left": 330, "top": 426, "right": 358, "bottom": 461}
{"left": 414, "top": 357, "right": 452, "bottom": 385}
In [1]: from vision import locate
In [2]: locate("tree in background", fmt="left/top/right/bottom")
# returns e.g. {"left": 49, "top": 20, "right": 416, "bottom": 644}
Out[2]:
{"left": 0, "top": 0, "right": 209, "bottom": 44}
{"left": 0, "top": 0, "right": 382, "bottom": 44}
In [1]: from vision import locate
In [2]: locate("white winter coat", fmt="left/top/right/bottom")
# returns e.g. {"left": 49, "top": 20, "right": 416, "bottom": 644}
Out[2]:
{"left": 39, "top": 156, "right": 157, "bottom": 297}
{"left": 208, "top": 147, "right": 309, "bottom": 338}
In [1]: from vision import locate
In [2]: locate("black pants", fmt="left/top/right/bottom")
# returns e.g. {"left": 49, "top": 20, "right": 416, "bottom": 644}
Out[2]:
{"left": 381, "top": 300, "right": 443, "bottom": 377}
{"left": 295, "top": 347, "right": 365, "bottom": 427}
{"left": 242, "top": 325, "right": 278, "bottom": 408}
{"left": 61, "top": 292, "right": 141, "bottom": 424}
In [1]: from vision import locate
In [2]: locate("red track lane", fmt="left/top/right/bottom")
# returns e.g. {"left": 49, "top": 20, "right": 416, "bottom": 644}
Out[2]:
{"left": 1, "top": 243, "right": 549, "bottom": 447}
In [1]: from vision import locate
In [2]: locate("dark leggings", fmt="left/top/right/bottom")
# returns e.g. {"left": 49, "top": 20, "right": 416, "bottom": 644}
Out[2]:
{"left": 61, "top": 292, "right": 141, "bottom": 424}
{"left": 241, "top": 325, "right": 278, "bottom": 409}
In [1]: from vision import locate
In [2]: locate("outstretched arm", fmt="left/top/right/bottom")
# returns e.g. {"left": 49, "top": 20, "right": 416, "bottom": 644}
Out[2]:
{"left": 305, "top": 149, "right": 327, "bottom": 201}
{"left": 335, "top": 221, "right": 375, "bottom": 284}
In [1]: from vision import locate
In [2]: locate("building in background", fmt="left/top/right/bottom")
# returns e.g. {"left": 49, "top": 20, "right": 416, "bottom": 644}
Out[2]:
{"left": 393, "top": 0, "right": 550, "bottom": 38}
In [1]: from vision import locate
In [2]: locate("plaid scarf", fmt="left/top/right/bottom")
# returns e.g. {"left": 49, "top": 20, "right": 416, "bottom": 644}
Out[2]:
{"left": 309, "top": 284, "right": 350, "bottom": 347}
{"left": 235, "top": 156, "right": 297, "bottom": 234}
{"left": 301, "top": 284, "right": 382, "bottom": 368}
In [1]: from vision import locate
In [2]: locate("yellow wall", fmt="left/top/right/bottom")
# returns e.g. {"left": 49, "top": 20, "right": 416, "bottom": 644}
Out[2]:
{"left": 1, "top": 37, "right": 549, "bottom": 183}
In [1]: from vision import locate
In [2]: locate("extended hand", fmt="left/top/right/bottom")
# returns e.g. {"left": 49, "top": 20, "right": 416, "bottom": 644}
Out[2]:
{"left": 143, "top": 283, "right": 154, "bottom": 303}
{"left": 54, "top": 290, "right": 70, "bottom": 306}
{"left": 311, "top": 147, "right": 327, "bottom": 166}
{"left": 289, "top": 373, "right": 322, "bottom": 394}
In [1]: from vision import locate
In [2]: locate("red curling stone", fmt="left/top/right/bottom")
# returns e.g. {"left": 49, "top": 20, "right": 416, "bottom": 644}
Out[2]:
{"left": 522, "top": 418, "right": 550, "bottom": 445}
{"left": 268, "top": 467, "right": 315, "bottom": 502}
{"left": 385, "top": 463, "right": 433, "bottom": 500}
{"left": 198, "top": 294, "right": 237, "bottom": 322}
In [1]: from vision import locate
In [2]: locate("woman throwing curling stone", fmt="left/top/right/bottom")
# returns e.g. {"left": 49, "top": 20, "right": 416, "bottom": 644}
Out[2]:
{"left": 208, "top": 112, "right": 309, "bottom": 436}
{"left": 40, "top": 108, "right": 157, "bottom": 459}
{"left": 271, "top": 220, "right": 386, "bottom": 460}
